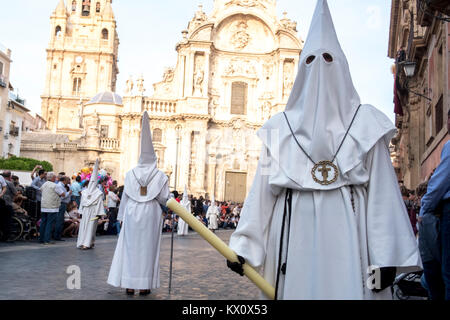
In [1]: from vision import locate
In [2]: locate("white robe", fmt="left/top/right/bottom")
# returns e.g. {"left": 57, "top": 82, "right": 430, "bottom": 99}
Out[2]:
{"left": 76, "top": 190, "right": 104, "bottom": 248}
{"left": 229, "top": 107, "right": 422, "bottom": 300}
{"left": 206, "top": 205, "right": 220, "bottom": 230}
{"left": 107, "top": 170, "right": 169, "bottom": 290}
{"left": 177, "top": 200, "right": 190, "bottom": 236}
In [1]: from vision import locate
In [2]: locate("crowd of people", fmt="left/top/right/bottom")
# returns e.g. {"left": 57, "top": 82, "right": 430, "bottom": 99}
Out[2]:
{"left": 0, "top": 164, "right": 242, "bottom": 242}
{"left": 0, "top": 165, "right": 122, "bottom": 243}
{"left": 400, "top": 182, "right": 429, "bottom": 237}
{"left": 162, "top": 192, "right": 242, "bottom": 233}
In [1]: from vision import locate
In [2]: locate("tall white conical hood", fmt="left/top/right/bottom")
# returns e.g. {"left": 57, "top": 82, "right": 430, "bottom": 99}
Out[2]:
{"left": 181, "top": 185, "right": 189, "bottom": 206}
{"left": 211, "top": 194, "right": 215, "bottom": 206}
{"left": 128, "top": 111, "right": 160, "bottom": 199}
{"left": 87, "top": 159, "right": 100, "bottom": 193}
{"left": 284, "top": 0, "right": 361, "bottom": 163}
{"left": 80, "top": 158, "right": 104, "bottom": 207}
{"left": 138, "top": 111, "right": 157, "bottom": 168}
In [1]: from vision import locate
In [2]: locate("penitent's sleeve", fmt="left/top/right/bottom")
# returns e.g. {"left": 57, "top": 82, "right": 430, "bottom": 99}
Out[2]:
{"left": 117, "top": 191, "right": 129, "bottom": 222}
{"left": 228, "top": 147, "right": 278, "bottom": 268}
{"left": 155, "top": 179, "right": 170, "bottom": 206}
{"left": 365, "top": 138, "right": 422, "bottom": 273}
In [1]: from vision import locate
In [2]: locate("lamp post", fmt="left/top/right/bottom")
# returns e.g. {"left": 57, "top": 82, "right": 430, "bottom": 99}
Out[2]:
{"left": 399, "top": 61, "right": 432, "bottom": 101}
{"left": 174, "top": 125, "right": 182, "bottom": 192}
{"left": 214, "top": 153, "right": 222, "bottom": 201}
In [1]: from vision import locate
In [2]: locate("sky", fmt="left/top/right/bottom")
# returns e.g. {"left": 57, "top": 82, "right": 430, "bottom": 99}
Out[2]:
{"left": 0, "top": 0, "right": 396, "bottom": 122}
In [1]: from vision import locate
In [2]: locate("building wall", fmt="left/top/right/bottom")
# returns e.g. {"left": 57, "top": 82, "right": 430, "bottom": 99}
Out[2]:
{"left": 3, "top": 105, "right": 25, "bottom": 157}
{"left": 120, "top": 1, "right": 302, "bottom": 199}
{"left": 388, "top": 0, "right": 449, "bottom": 190}
{"left": 0, "top": 45, "right": 12, "bottom": 158}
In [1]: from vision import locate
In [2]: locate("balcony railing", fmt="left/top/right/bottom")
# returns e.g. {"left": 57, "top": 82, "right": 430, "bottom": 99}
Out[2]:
{"left": 144, "top": 99, "right": 177, "bottom": 115}
{"left": 100, "top": 138, "right": 120, "bottom": 150}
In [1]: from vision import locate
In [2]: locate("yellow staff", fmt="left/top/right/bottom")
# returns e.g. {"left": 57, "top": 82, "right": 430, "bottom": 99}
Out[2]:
{"left": 166, "top": 199, "right": 275, "bottom": 300}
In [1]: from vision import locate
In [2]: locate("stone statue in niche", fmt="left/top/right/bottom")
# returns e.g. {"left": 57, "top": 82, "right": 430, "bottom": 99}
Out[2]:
{"left": 193, "top": 69, "right": 204, "bottom": 96}
{"left": 209, "top": 96, "right": 219, "bottom": 117}
{"left": 283, "top": 61, "right": 294, "bottom": 98}
{"left": 231, "top": 21, "right": 250, "bottom": 50}
{"left": 136, "top": 75, "right": 145, "bottom": 95}
{"left": 125, "top": 75, "right": 134, "bottom": 95}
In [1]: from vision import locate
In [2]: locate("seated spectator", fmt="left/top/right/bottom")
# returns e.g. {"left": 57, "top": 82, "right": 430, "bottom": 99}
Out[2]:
{"left": 12, "top": 194, "right": 28, "bottom": 216}
{"left": 96, "top": 215, "right": 110, "bottom": 235}
{"left": 63, "top": 201, "right": 80, "bottom": 237}
{"left": 12, "top": 175, "right": 25, "bottom": 194}
{"left": 163, "top": 215, "right": 172, "bottom": 232}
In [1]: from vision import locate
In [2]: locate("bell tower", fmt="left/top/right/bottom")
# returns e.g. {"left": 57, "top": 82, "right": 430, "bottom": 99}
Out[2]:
{"left": 41, "top": 0, "right": 119, "bottom": 137}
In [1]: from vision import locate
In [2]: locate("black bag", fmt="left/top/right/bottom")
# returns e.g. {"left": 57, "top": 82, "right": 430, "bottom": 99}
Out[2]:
{"left": 25, "top": 186, "right": 37, "bottom": 201}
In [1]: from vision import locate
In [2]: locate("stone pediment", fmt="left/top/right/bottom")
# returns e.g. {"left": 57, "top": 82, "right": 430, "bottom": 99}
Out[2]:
{"left": 213, "top": 14, "right": 275, "bottom": 54}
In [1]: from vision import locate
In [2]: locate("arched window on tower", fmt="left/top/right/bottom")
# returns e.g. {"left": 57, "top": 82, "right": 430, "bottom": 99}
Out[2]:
{"left": 55, "top": 25, "right": 62, "bottom": 37}
{"left": 82, "top": 0, "right": 91, "bottom": 16}
{"left": 96, "top": 2, "right": 101, "bottom": 13}
{"left": 71, "top": 1, "right": 77, "bottom": 12}
{"left": 73, "top": 78, "right": 82, "bottom": 95}
{"left": 230, "top": 81, "right": 248, "bottom": 115}
{"left": 102, "top": 28, "right": 109, "bottom": 40}
{"left": 153, "top": 129, "right": 162, "bottom": 143}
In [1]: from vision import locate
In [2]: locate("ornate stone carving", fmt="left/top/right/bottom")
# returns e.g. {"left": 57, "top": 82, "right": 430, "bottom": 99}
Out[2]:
{"left": 280, "top": 12, "right": 298, "bottom": 32}
{"left": 224, "top": 58, "right": 257, "bottom": 77}
{"left": 231, "top": 21, "right": 250, "bottom": 50}
{"left": 225, "top": 0, "right": 268, "bottom": 10}
{"left": 162, "top": 68, "right": 175, "bottom": 83}
{"left": 262, "top": 100, "right": 272, "bottom": 121}
{"left": 189, "top": 4, "right": 208, "bottom": 32}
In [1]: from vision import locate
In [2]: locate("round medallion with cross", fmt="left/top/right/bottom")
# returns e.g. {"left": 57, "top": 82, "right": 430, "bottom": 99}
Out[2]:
{"left": 311, "top": 161, "right": 339, "bottom": 186}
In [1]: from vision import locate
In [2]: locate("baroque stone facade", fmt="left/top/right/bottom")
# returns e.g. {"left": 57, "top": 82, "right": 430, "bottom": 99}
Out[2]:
{"left": 21, "top": 0, "right": 303, "bottom": 202}
{"left": 388, "top": 0, "right": 449, "bottom": 190}
{"left": 40, "top": 0, "right": 119, "bottom": 139}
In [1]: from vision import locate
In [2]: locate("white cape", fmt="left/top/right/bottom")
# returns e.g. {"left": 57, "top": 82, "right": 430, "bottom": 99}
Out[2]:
{"left": 206, "top": 205, "right": 220, "bottom": 230}
{"left": 107, "top": 169, "right": 169, "bottom": 290}
{"left": 229, "top": 106, "right": 422, "bottom": 300}
{"left": 76, "top": 189, "right": 104, "bottom": 248}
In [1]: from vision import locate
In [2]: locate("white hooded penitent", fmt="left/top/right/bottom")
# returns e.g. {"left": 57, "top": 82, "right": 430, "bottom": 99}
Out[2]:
{"left": 77, "top": 158, "right": 105, "bottom": 249}
{"left": 206, "top": 193, "right": 220, "bottom": 231}
{"left": 177, "top": 185, "right": 190, "bottom": 236}
{"left": 107, "top": 111, "right": 170, "bottom": 290}
{"left": 229, "top": 0, "right": 421, "bottom": 300}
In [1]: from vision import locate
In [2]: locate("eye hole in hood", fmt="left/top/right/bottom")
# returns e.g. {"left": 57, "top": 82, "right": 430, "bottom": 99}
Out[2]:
{"left": 306, "top": 55, "right": 316, "bottom": 65}
{"left": 323, "top": 52, "right": 333, "bottom": 63}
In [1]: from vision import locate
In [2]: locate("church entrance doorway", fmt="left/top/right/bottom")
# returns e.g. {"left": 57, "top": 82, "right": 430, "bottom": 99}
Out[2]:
{"left": 224, "top": 171, "right": 247, "bottom": 203}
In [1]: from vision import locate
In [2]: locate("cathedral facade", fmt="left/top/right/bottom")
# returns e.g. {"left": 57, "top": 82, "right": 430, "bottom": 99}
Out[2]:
{"left": 21, "top": 0, "right": 303, "bottom": 202}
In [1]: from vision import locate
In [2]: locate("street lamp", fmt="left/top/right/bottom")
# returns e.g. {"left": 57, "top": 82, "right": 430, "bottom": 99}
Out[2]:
{"left": 401, "top": 61, "right": 416, "bottom": 78}
{"left": 399, "top": 60, "right": 432, "bottom": 101}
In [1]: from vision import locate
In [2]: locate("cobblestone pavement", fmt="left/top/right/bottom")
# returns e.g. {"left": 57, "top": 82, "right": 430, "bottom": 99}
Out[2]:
{"left": 0, "top": 230, "right": 260, "bottom": 300}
